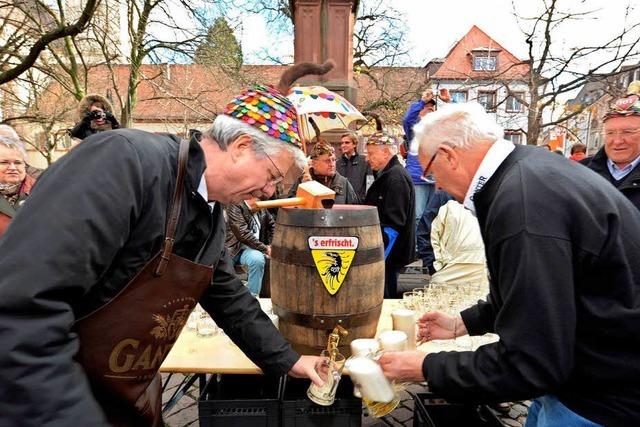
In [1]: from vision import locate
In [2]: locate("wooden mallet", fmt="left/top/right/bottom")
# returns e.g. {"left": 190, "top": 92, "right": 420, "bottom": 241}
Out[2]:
{"left": 252, "top": 181, "right": 336, "bottom": 210}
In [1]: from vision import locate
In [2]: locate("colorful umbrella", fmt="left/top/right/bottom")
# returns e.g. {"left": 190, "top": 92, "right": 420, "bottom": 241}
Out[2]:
{"left": 287, "top": 86, "right": 366, "bottom": 141}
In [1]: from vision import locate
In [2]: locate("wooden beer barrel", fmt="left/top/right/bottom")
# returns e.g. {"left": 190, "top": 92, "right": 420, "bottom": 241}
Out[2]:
{"left": 270, "top": 205, "right": 385, "bottom": 354}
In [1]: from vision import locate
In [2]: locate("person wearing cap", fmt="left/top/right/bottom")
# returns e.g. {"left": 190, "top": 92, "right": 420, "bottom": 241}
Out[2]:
{"left": 0, "top": 62, "right": 333, "bottom": 425}
{"left": 337, "top": 133, "right": 371, "bottom": 201}
{"left": 580, "top": 81, "right": 640, "bottom": 211}
{"left": 289, "top": 141, "right": 358, "bottom": 204}
{"left": 0, "top": 130, "right": 36, "bottom": 238}
{"left": 378, "top": 102, "right": 640, "bottom": 427}
{"left": 364, "top": 131, "right": 416, "bottom": 298}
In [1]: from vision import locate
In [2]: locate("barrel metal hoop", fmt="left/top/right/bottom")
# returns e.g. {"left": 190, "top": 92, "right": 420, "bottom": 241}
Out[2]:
{"left": 276, "top": 207, "right": 381, "bottom": 227}
{"left": 271, "top": 246, "right": 383, "bottom": 267}
{"left": 272, "top": 303, "right": 383, "bottom": 330}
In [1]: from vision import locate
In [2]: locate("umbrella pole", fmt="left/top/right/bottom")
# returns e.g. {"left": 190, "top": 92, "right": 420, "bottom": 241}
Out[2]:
{"left": 298, "top": 114, "right": 309, "bottom": 155}
{"left": 337, "top": 115, "right": 348, "bottom": 130}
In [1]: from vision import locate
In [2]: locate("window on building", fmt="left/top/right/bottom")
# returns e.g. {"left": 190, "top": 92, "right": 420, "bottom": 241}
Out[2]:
{"left": 473, "top": 55, "right": 497, "bottom": 71}
{"left": 504, "top": 132, "right": 523, "bottom": 144}
{"left": 505, "top": 92, "right": 524, "bottom": 112}
{"left": 450, "top": 91, "right": 468, "bottom": 103}
{"left": 621, "top": 74, "right": 630, "bottom": 89}
{"left": 477, "top": 91, "right": 497, "bottom": 112}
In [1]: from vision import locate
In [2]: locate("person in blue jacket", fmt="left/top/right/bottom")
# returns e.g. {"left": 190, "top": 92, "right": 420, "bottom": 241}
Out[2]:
{"left": 403, "top": 89, "right": 450, "bottom": 232}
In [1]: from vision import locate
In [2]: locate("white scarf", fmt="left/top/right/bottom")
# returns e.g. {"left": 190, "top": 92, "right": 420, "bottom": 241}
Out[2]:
{"left": 463, "top": 139, "right": 515, "bottom": 216}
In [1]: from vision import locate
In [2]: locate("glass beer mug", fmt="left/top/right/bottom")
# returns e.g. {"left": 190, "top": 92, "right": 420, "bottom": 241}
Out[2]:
{"left": 307, "top": 349, "right": 347, "bottom": 406}
{"left": 346, "top": 356, "right": 400, "bottom": 418}
{"left": 307, "top": 326, "right": 348, "bottom": 406}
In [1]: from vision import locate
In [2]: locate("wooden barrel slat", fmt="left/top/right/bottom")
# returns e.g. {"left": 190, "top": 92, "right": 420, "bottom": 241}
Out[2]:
{"left": 271, "top": 206, "right": 384, "bottom": 354}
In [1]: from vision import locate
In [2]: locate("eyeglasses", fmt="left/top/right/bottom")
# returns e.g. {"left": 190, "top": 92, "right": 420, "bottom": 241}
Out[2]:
{"left": 264, "top": 152, "right": 285, "bottom": 186}
{"left": 0, "top": 160, "right": 25, "bottom": 168}
{"left": 604, "top": 127, "right": 640, "bottom": 137}
{"left": 422, "top": 150, "right": 438, "bottom": 180}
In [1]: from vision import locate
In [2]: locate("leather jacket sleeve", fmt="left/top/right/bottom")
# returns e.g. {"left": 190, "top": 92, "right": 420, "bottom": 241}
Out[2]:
{"left": 343, "top": 178, "right": 359, "bottom": 204}
{"left": 263, "top": 210, "right": 275, "bottom": 245}
{"left": 227, "top": 204, "right": 268, "bottom": 254}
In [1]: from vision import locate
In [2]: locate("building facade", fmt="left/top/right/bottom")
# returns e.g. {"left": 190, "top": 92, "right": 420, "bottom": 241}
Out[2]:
{"left": 426, "top": 25, "right": 530, "bottom": 144}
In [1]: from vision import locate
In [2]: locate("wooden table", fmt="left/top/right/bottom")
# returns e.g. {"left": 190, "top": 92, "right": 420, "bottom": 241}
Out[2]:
{"left": 160, "top": 299, "right": 463, "bottom": 375}
{"left": 159, "top": 299, "right": 494, "bottom": 414}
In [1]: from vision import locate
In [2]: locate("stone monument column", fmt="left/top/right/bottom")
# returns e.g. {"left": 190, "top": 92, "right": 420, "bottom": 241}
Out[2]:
{"left": 292, "top": 0, "right": 358, "bottom": 104}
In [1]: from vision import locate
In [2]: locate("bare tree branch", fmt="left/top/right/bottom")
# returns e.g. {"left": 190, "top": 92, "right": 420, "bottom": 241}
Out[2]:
{"left": 0, "top": 0, "right": 101, "bottom": 84}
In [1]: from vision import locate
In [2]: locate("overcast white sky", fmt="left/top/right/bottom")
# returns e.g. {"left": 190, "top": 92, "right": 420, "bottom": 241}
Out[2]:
{"left": 234, "top": 0, "right": 639, "bottom": 69}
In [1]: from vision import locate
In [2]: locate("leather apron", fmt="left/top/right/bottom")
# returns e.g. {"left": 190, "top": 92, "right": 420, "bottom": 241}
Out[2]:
{"left": 73, "top": 140, "right": 213, "bottom": 426}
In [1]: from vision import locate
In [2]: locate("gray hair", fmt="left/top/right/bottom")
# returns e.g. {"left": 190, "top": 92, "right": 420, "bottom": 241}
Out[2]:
{"left": 202, "top": 114, "right": 307, "bottom": 170}
{"left": 0, "top": 135, "right": 27, "bottom": 159}
{"left": 412, "top": 102, "right": 504, "bottom": 157}
{"left": 0, "top": 124, "right": 20, "bottom": 140}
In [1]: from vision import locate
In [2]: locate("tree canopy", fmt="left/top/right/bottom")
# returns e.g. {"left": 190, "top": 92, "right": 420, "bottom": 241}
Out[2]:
{"left": 194, "top": 17, "right": 243, "bottom": 71}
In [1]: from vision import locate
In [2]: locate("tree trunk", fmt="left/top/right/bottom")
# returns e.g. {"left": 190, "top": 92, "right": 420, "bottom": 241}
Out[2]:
{"left": 526, "top": 74, "right": 541, "bottom": 145}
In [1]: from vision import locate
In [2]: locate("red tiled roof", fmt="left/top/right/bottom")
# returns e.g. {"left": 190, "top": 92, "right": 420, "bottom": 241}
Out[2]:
{"left": 431, "top": 25, "right": 529, "bottom": 81}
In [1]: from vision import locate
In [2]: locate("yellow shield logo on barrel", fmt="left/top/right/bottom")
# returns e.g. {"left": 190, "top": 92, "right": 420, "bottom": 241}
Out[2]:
{"left": 308, "top": 236, "right": 358, "bottom": 295}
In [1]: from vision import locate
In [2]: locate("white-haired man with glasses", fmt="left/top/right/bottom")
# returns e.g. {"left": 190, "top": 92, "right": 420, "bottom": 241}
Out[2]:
{"left": 0, "top": 63, "right": 331, "bottom": 426}
{"left": 581, "top": 81, "right": 640, "bottom": 211}
{"left": 379, "top": 101, "right": 640, "bottom": 427}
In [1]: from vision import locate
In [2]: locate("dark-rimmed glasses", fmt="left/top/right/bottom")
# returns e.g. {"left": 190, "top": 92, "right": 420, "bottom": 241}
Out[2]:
{"left": 421, "top": 150, "right": 438, "bottom": 180}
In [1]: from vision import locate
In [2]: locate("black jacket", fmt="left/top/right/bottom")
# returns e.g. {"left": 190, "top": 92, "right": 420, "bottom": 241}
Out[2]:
{"left": 336, "top": 153, "right": 371, "bottom": 201}
{"left": 225, "top": 202, "right": 275, "bottom": 258}
{"left": 0, "top": 129, "right": 299, "bottom": 426}
{"left": 580, "top": 147, "right": 640, "bottom": 212}
{"left": 364, "top": 155, "right": 415, "bottom": 267}
{"left": 288, "top": 169, "right": 359, "bottom": 205}
{"left": 423, "top": 146, "right": 640, "bottom": 427}
{"left": 68, "top": 114, "right": 121, "bottom": 140}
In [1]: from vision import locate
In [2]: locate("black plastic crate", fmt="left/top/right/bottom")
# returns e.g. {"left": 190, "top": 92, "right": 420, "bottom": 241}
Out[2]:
{"left": 198, "top": 374, "right": 283, "bottom": 427}
{"left": 412, "top": 392, "right": 502, "bottom": 427}
{"left": 281, "top": 376, "right": 362, "bottom": 427}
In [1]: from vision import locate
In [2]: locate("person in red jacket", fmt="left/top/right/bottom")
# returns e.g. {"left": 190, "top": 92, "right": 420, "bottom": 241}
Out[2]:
{"left": 569, "top": 143, "right": 587, "bottom": 161}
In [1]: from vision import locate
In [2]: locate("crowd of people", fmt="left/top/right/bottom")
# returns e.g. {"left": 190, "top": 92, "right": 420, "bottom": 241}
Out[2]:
{"left": 1, "top": 65, "right": 640, "bottom": 425}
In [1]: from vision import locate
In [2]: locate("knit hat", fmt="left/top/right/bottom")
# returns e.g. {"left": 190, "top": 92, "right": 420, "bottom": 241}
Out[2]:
{"left": 366, "top": 132, "right": 398, "bottom": 146}
{"left": 603, "top": 80, "right": 640, "bottom": 121}
{"left": 309, "top": 142, "right": 335, "bottom": 159}
{"left": 223, "top": 61, "right": 335, "bottom": 149}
